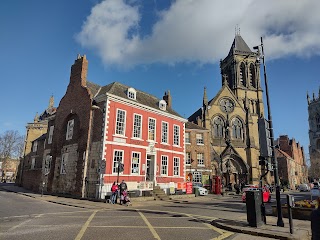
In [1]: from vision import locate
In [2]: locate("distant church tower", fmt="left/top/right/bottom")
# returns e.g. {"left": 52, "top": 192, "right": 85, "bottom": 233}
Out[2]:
{"left": 307, "top": 88, "right": 320, "bottom": 179}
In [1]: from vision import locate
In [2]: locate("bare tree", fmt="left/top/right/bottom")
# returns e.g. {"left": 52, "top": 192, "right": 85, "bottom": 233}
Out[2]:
{"left": 0, "top": 130, "right": 25, "bottom": 159}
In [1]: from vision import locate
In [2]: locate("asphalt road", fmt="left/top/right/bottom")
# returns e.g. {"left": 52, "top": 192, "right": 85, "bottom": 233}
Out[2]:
{"left": 0, "top": 186, "right": 307, "bottom": 240}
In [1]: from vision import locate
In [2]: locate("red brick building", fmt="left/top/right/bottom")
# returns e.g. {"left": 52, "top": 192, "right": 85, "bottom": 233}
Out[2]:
{"left": 21, "top": 55, "right": 186, "bottom": 199}
{"left": 185, "top": 122, "right": 214, "bottom": 187}
{"left": 275, "top": 135, "right": 308, "bottom": 188}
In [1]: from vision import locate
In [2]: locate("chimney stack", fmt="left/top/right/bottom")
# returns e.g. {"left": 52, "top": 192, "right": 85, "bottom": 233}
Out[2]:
{"left": 70, "top": 54, "right": 88, "bottom": 87}
{"left": 163, "top": 90, "right": 172, "bottom": 108}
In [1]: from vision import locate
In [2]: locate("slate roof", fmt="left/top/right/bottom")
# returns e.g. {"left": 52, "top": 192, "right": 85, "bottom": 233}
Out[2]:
{"left": 185, "top": 121, "right": 208, "bottom": 131}
{"left": 32, "top": 133, "right": 47, "bottom": 143}
{"left": 228, "top": 35, "right": 253, "bottom": 56}
{"left": 188, "top": 108, "right": 202, "bottom": 123}
{"left": 97, "top": 82, "right": 183, "bottom": 118}
{"left": 86, "top": 81, "right": 101, "bottom": 97}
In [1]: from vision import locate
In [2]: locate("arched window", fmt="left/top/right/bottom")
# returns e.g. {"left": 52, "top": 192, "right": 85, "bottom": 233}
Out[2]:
{"left": 239, "top": 63, "right": 246, "bottom": 86}
{"left": 231, "top": 118, "right": 243, "bottom": 140}
{"left": 249, "top": 64, "right": 256, "bottom": 88}
{"left": 212, "top": 116, "right": 225, "bottom": 138}
{"left": 316, "top": 114, "right": 320, "bottom": 130}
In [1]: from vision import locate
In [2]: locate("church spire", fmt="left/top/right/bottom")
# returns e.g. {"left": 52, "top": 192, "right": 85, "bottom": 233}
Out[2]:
{"left": 48, "top": 95, "right": 54, "bottom": 109}
{"left": 203, "top": 87, "right": 208, "bottom": 106}
{"left": 307, "top": 91, "right": 310, "bottom": 104}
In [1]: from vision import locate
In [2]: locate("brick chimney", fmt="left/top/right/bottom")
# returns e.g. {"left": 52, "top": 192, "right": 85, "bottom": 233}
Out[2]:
{"left": 163, "top": 90, "right": 172, "bottom": 108}
{"left": 70, "top": 54, "right": 88, "bottom": 87}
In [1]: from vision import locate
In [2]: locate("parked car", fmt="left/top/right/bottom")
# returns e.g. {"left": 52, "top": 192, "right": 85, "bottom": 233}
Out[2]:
{"left": 298, "top": 183, "right": 310, "bottom": 192}
{"left": 242, "top": 186, "right": 271, "bottom": 203}
{"left": 193, "top": 185, "right": 208, "bottom": 196}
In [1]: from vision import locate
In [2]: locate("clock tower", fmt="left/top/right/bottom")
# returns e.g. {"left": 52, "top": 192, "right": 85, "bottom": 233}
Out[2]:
{"left": 188, "top": 33, "right": 267, "bottom": 186}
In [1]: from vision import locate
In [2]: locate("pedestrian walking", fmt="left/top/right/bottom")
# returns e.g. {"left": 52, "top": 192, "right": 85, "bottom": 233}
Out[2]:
{"left": 110, "top": 182, "right": 118, "bottom": 204}
{"left": 119, "top": 180, "right": 128, "bottom": 205}
{"left": 311, "top": 196, "right": 320, "bottom": 240}
{"left": 234, "top": 183, "right": 240, "bottom": 194}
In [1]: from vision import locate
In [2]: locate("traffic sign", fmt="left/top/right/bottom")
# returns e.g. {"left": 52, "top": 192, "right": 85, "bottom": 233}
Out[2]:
{"left": 100, "top": 159, "right": 106, "bottom": 171}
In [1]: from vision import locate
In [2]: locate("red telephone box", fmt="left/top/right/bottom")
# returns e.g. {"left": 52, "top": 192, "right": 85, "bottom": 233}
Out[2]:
{"left": 212, "top": 176, "right": 222, "bottom": 194}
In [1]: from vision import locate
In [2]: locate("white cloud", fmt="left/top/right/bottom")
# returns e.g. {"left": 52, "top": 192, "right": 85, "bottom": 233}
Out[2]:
{"left": 76, "top": 0, "right": 320, "bottom": 67}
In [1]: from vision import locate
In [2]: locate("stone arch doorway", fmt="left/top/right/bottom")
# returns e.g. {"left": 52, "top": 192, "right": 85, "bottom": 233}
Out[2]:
{"left": 221, "top": 155, "right": 248, "bottom": 188}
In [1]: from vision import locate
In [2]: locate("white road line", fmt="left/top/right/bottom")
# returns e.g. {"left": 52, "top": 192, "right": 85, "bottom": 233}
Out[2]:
{"left": 7, "top": 213, "right": 42, "bottom": 232}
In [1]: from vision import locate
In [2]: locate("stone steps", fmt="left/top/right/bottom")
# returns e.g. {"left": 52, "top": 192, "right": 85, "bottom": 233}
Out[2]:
{"left": 153, "top": 187, "right": 170, "bottom": 201}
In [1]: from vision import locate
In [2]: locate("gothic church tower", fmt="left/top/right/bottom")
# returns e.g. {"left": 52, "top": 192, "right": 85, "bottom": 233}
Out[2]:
{"left": 307, "top": 89, "right": 320, "bottom": 179}
{"left": 189, "top": 33, "right": 267, "bottom": 185}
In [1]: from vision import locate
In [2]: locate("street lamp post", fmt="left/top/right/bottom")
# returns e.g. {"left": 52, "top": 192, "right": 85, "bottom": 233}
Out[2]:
{"left": 254, "top": 37, "right": 284, "bottom": 227}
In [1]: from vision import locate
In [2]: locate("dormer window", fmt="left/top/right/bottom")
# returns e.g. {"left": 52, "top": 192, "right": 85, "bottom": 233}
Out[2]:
{"left": 159, "top": 100, "right": 167, "bottom": 111}
{"left": 127, "top": 87, "right": 136, "bottom": 100}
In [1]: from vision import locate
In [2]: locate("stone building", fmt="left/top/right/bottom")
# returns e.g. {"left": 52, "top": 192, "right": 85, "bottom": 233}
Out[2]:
{"left": 21, "top": 134, "right": 46, "bottom": 191}
{"left": 189, "top": 33, "right": 271, "bottom": 186}
{"left": 275, "top": 135, "right": 308, "bottom": 188}
{"left": 307, "top": 89, "right": 320, "bottom": 180}
{"left": 0, "top": 158, "right": 20, "bottom": 182}
{"left": 185, "top": 122, "right": 214, "bottom": 187}
{"left": 17, "top": 96, "right": 56, "bottom": 187}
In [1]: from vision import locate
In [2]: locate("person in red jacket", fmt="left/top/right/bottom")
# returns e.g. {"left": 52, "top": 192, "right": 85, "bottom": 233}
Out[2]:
{"left": 111, "top": 182, "right": 118, "bottom": 204}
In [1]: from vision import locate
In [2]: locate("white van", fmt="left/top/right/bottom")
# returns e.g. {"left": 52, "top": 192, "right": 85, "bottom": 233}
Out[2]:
{"left": 299, "top": 184, "right": 310, "bottom": 192}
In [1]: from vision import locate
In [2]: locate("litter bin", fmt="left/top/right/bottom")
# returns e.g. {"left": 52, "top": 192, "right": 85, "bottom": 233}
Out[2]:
{"left": 246, "top": 190, "right": 263, "bottom": 227}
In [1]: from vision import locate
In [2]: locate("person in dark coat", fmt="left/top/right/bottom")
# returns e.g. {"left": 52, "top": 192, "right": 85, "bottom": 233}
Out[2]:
{"left": 311, "top": 196, "right": 320, "bottom": 240}
{"left": 119, "top": 180, "right": 128, "bottom": 205}
{"left": 234, "top": 183, "right": 240, "bottom": 194}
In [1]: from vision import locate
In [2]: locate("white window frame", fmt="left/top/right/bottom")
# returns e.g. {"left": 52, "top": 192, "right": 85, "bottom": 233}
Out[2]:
{"left": 60, "top": 153, "right": 68, "bottom": 174}
{"left": 186, "top": 152, "right": 191, "bottom": 165}
{"left": 161, "top": 121, "right": 168, "bottom": 143}
{"left": 185, "top": 132, "right": 190, "bottom": 144}
{"left": 192, "top": 171, "right": 202, "bottom": 183}
{"left": 173, "top": 157, "right": 180, "bottom": 176}
{"left": 31, "top": 157, "right": 35, "bottom": 169}
{"left": 66, "top": 119, "right": 74, "bottom": 140}
{"left": 196, "top": 133, "right": 204, "bottom": 145}
{"left": 131, "top": 152, "right": 140, "bottom": 174}
{"left": 197, "top": 152, "right": 204, "bottom": 166}
{"left": 32, "top": 141, "right": 38, "bottom": 152}
{"left": 148, "top": 118, "right": 156, "bottom": 141}
{"left": 115, "top": 109, "right": 126, "bottom": 136}
{"left": 45, "top": 155, "right": 52, "bottom": 175}
{"left": 113, "top": 150, "right": 124, "bottom": 173}
{"left": 133, "top": 114, "right": 142, "bottom": 139}
{"left": 159, "top": 100, "right": 167, "bottom": 110}
{"left": 127, "top": 87, "right": 136, "bottom": 100}
{"left": 173, "top": 125, "right": 180, "bottom": 146}
{"left": 161, "top": 155, "right": 168, "bottom": 175}
{"left": 48, "top": 126, "right": 54, "bottom": 144}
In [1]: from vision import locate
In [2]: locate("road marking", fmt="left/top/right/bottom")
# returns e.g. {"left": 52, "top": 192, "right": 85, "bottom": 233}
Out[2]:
{"left": 75, "top": 210, "right": 97, "bottom": 240}
{"left": 185, "top": 214, "right": 234, "bottom": 240}
{"left": 7, "top": 213, "right": 42, "bottom": 232}
{"left": 137, "top": 210, "right": 161, "bottom": 240}
{"left": 89, "top": 226, "right": 209, "bottom": 229}
{"left": 204, "top": 223, "right": 234, "bottom": 240}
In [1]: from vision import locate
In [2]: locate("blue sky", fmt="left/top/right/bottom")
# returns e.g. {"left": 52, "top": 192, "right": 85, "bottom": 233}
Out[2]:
{"left": 1, "top": 0, "right": 319, "bottom": 162}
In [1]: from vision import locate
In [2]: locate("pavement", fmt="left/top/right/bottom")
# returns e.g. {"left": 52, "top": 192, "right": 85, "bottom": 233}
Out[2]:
{"left": 0, "top": 183, "right": 312, "bottom": 240}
